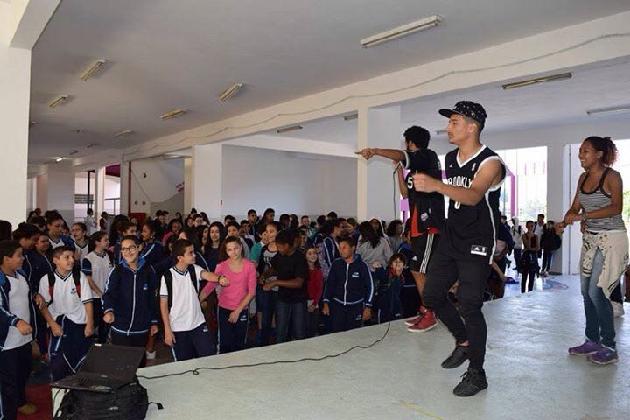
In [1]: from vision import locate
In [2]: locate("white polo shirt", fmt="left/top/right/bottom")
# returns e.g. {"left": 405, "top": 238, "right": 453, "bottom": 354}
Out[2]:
{"left": 39, "top": 270, "right": 94, "bottom": 325}
{"left": 159, "top": 264, "right": 205, "bottom": 332}
{"left": 3, "top": 272, "right": 32, "bottom": 350}
{"left": 81, "top": 251, "right": 113, "bottom": 297}
{"left": 75, "top": 242, "right": 89, "bottom": 261}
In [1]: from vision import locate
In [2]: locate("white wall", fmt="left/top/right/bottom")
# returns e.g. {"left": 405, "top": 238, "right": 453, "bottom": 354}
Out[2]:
{"left": 129, "top": 157, "right": 184, "bottom": 215}
{"left": 221, "top": 145, "right": 357, "bottom": 220}
{"left": 0, "top": 44, "right": 30, "bottom": 225}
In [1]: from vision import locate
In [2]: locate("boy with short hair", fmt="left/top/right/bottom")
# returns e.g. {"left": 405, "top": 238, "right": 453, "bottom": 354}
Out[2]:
{"left": 262, "top": 230, "right": 308, "bottom": 342}
{"left": 102, "top": 236, "right": 158, "bottom": 363}
{"left": 37, "top": 246, "right": 94, "bottom": 381}
{"left": 81, "top": 231, "right": 114, "bottom": 344}
{"left": 160, "top": 239, "right": 229, "bottom": 361}
{"left": 1, "top": 240, "right": 37, "bottom": 419}
{"left": 322, "top": 236, "right": 373, "bottom": 333}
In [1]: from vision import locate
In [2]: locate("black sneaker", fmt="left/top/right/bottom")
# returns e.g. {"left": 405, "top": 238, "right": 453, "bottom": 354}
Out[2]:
{"left": 441, "top": 345, "right": 469, "bottom": 369}
{"left": 453, "top": 368, "right": 488, "bottom": 397}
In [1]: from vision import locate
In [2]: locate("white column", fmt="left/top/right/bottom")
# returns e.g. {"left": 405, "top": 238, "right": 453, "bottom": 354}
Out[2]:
{"left": 94, "top": 166, "right": 106, "bottom": 219}
{"left": 44, "top": 160, "right": 75, "bottom": 222}
{"left": 120, "top": 161, "right": 130, "bottom": 215}
{"left": 192, "top": 144, "right": 222, "bottom": 219}
{"left": 547, "top": 143, "right": 572, "bottom": 275}
{"left": 0, "top": 44, "right": 30, "bottom": 226}
{"left": 184, "top": 157, "right": 193, "bottom": 213}
{"left": 357, "top": 106, "right": 402, "bottom": 221}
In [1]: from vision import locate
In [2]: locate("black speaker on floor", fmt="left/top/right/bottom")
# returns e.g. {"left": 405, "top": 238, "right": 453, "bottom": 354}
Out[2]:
{"left": 52, "top": 344, "right": 149, "bottom": 420}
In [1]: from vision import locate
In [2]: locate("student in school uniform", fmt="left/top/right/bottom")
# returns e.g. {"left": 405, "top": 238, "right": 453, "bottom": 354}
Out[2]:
{"left": 159, "top": 239, "right": 229, "bottom": 361}
{"left": 199, "top": 236, "right": 256, "bottom": 354}
{"left": 262, "top": 230, "right": 309, "bottom": 343}
{"left": 21, "top": 229, "right": 52, "bottom": 357}
{"left": 322, "top": 236, "right": 374, "bottom": 333}
{"left": 37, "top": 246, "right": 95, "bottom": 381}
{"left": 71, "top": 222, "right": 90, "bottom": 262}
{"left": 139, "top": 221, "right": 166, "bottom": 269}
{"left": 81, "top": 231, "right": 114, "bottom": 344}
{"left": 113, "top": 221, "right": 138, "bottom": 263}
{"left": 1, "top": 241, "right": 37, "bottom": 419}
{"left": 102, "top": 236, "right": 158, "bottom": 365}
{"left": 46, "top": 213, "right": 76, "bottom": 252}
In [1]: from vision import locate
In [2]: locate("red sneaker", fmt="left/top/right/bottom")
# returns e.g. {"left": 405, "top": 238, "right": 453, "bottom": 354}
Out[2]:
{"left": 405, "top": 315, "right": 422, "bottom": 327}
{"left": 407, "top": 310, "right": 437, "bottom": 332}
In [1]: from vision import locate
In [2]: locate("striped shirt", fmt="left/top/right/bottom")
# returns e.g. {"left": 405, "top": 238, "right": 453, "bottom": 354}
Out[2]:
{"left": 578, "top": 168, "right": 626, "bottom": 232}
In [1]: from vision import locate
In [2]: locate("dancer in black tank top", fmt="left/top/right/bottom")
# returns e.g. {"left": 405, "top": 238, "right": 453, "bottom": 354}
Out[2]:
{"left": 413, "top": 101, "right": 505, "bottom": 397}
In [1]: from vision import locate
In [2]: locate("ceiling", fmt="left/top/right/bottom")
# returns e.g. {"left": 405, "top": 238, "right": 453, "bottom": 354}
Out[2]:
{"left": 271, "top": 58, "right": 630, "bottom": 146}
{"left": 29, "top": 0, "right": 630, "bottom": 164}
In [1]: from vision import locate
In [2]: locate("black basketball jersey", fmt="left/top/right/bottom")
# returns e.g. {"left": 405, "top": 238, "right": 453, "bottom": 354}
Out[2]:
{"left": 441, "top": 145, "right": 505, "bottom": 263}
{"left": 403, "top": 148, "right": 445, "bottom": 233}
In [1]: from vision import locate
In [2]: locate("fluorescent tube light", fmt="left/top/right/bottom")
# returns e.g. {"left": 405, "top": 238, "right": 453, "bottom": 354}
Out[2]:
{"left": 502, "top": 73, "right": 572, "bottom": 90}
{"left": 219, "top": 82, "right": 244, "bottom": 102}
{"left": 160, "top": 109, "right": 187, "bottom": 120}
{"left": 361, "top": 15, "right": 442, "bottom": 48}
{"left": 55, "top": 157, "right": 63, "bottom": 162}
{"left": 586, "top": 104, "right": 630, "bottom": 116}
{"left": 276, "top": 125, "right": 303, "bottom": 134}
{"left": 343, "top": 113, "right": 358, "bottom": 121}
{"left": 80, "top": 59, "right": 107, "bottom": 81}
{"left": 435, "top": 129, "right": 447, "bottom": 135}
{"left": 49, "top": 95, "right": 69, "bottom": 108}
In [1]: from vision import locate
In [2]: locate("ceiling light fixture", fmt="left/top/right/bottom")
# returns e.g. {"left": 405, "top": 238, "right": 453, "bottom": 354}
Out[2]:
{"left": 86, "top": 143, "right": 99, "bottom": 149}
{"left": 80, "top": 59, "right": 107, "bottom": 81}
{"left": 160, "top": 108, "right": 187, "bottom": 120}
{"left": 435, "top": 129, "right": 447, "bottom": 135}
{"left": 55, "top": 157, "right": 63, "bottom": 162}
{"left": 586, "top": 104, "right": 630, "bottom": 116}
{"left": 501, "top": 72, "right": 572, "bottom": 90}
{"left": 343, "top": 113, "right": 358, "bottom": 121}
{"left": 115, "top": 129, "right": 135, "bottom": 137}
{"left": 68, "top": 150, "right": 79, "bottom": 156}
{"left": 361, "top": 15, "right": 442, "bottom": 48}
{"left": 219, "top": 82, "right": 244, "bottom": 102}
{"left": 276, "top": 125, "right": 303, "bottom": 134}
{"left": 49, "top": 95, "right": 69, "bottom": 108}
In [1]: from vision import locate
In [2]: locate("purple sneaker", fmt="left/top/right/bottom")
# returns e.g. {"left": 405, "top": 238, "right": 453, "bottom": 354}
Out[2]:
{"left": 589, "top": 347, "right": 619, "bottom": 365}
{"left": 568, "top": 340, "right": 604, "bottom": 355}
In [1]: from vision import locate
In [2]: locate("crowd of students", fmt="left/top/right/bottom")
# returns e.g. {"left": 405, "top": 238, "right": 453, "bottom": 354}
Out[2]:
{"left": 1, "top": 206, "right": 453, "bottom": 418}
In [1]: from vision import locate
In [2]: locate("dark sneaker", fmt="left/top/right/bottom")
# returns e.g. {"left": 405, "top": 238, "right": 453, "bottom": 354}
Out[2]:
{"left": 589, "top": 347, "right": 619, "bottom": 365}
{"left": 441, "top": 345, "right": 469, "bottom": 369}
{"left": 453, "top": 368, "right": 488, "bottom": 397}
{"left": 568, "top": 340, "right": 604, "bottom": 356}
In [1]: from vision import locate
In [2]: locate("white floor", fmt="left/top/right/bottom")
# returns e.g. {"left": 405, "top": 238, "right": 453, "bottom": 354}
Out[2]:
{"left": 139, "top": 275, "right": 630, "bottom": 420}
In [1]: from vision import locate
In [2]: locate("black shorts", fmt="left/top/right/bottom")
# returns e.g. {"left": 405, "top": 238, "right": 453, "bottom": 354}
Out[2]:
{"left": 410, "top": 233, "right": 439, "bottom": 273}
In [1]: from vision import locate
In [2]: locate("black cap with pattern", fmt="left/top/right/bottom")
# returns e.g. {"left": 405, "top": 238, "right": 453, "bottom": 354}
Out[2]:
{"left": 438, "top": 101, "right": 487, "bottom": 129}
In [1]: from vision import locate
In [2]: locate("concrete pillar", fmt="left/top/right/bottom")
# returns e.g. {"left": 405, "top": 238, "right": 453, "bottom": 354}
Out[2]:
{"left": 192, "top": 144, "right": 222, "bottom": 219}
{"left": 43, "top": 160, "right": 75, "bottom": 222}
{"left": 357, "top": 106, "right": 402, "bottom": 221}
{"left": 94, "top": 166, "right": 106, "bottom": 220}
{"left": 0, "top": 44, "right": 30, "bottom": 226}
{"left": 184, "top": 157, "right": 193, "bottom": 214}
{"left": 120, "top": 162, "right": 130, "bottom": 215}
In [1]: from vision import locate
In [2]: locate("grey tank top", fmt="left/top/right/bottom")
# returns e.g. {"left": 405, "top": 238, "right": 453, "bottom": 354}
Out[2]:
{"left": 578, "top": 168, "right": 626, "bottom": 232}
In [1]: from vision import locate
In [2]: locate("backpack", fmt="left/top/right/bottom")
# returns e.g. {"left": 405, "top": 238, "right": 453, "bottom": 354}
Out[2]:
{"left": 163, "top": 266, "right": 198, "bottom": 310}
{"left": 47, "top": 267, "right": 82, "bottom": 304}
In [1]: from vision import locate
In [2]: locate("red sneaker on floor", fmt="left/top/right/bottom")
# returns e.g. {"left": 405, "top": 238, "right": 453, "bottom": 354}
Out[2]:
{"left": 405, "top": 315, "right": 422, "bottom": 327}
{"left": 407, "top": 310, "right": 437, "bottom": 332}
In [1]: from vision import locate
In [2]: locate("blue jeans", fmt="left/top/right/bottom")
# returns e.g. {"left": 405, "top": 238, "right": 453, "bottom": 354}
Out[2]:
{"left": 275, "top": 300, "right": 306, "bottom": 343}
{"left": 580, "top": 249, "right": 615, "bottom": 348}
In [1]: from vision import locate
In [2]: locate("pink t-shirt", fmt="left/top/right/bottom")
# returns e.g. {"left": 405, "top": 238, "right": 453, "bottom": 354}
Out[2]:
{"left": 202, "top": 259, "right": 256, "bottom": 311}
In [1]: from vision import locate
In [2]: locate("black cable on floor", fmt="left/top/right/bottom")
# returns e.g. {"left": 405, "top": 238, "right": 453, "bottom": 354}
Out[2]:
{"left": 137, "top": 322, "right": 391, "bottom": 380}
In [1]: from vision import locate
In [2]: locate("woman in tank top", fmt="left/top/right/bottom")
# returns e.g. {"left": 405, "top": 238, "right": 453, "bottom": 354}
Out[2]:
{"left": 563, "top": 136, "right": 628, "bottom": 365}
